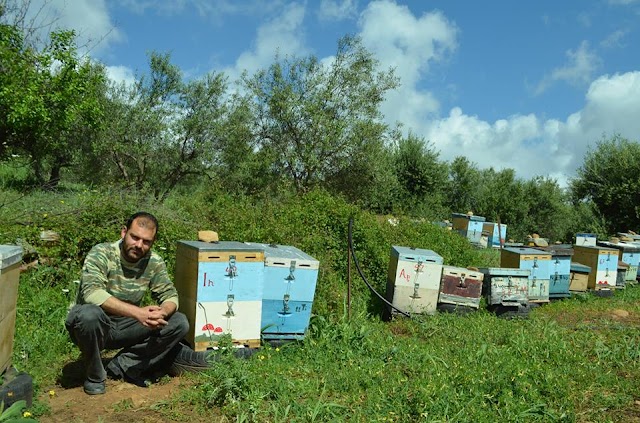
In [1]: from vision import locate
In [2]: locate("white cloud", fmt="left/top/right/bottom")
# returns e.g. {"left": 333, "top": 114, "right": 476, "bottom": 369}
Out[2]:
{"left": 224, "top": 3, "right": 308, "bottom": 82}
{"left": 600, "top": 29, "right": 628, "bottom": 48}
{"left": 423, "top": 71, "right": 640, "bottom": 187}
{"left": 535, "top": 41, "right": 601, "bottom": 95}
{"left": 357, "top": 0, "right": 458, "bottom": 129}
{"left": 19, "top": 0, "right": 124, "bottom": 56}
{"left": 317, "top": 0, "right": 358, "bottom": 21}
{"left": 105, "top": 65, "right": 136, "bottom": 86}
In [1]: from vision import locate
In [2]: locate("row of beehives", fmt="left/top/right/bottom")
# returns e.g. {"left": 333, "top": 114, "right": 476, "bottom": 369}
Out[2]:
{"left": 384, "top": 234, "right": 640, "bottom": 318}
{"left": 173, "top": 240, "right": 319, "bottom": 350}
{"left": 449, "top": 212, "right": 507, "bottom": 249}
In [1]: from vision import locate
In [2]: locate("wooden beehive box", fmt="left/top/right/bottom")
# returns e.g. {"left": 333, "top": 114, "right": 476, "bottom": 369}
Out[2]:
{"left": 575, "top": 233, "right": 596, "bottom": 247}
{"left": 572, "top": 245, "right": 619, "bottom": 290}
{"left": 597, "top": 240, "right": 640, "bottom": 283}
{"left": 245, "top": 242, "right": 319, "bottom": 341}
{"left": 501, "top": 247, "right": 551, "bottom": 303}
{"left": 534, "top": 244, "right": 573, "bottom": 299}
{"left": 438, "top": 266, "right": 483, "bottom": 309}
{"left": 0, "top": 246, "right": 23, "bottom": 376}
{"left": 483, "top": 222, "right": 507, "bottom": 248}
{"left": 479, "top": 267, "right": 530, "bottom": 308}
{"left": 174, "top": 241, "right": 264, "bottom": 350}
{"left": 385, "top": 246, "right": 443, "bottom": 316}
{"left": 452, "top": 213, "right": 486, "bottom": 245}
{"left": 569, "top": 262, "right": 590, "bottom": 292}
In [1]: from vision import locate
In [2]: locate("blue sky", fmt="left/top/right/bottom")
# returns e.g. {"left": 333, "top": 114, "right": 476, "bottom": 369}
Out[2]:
{"left": 15, "top": 0, "right": 640, "bottom": 186}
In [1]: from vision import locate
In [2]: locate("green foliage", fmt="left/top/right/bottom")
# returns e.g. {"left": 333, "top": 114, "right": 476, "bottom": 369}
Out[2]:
{"left": 392, "top": 131, "right": 448, "bottom": 218}
{"left": 570, "top": 134, "right": 640, "bottom": 234}
{"left": 5, "top": 187, "right": 640, "bottom": 421}
{"left": 0, "top": 400, "right": 37, "bottom": 422}
{"left": 0, "top": 23, "right": 107, "bottom": 188}
{"left": 242, "top": 35, "right": 399, "bottom": 195}
{"left": 78, "top": 51, "right": 230, "bottom": 201}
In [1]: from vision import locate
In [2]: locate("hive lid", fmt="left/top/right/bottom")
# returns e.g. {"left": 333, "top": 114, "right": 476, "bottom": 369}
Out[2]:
{"left": 0, "top": 245, "right": 23, "bottom": 270}
{"left": 597, "top": 240, "right": 640, "bottom": 252}
{"left": 534, "top": 244, "right": 574, "bottom": 256}
{"left": 570, "top": 262, "right": 591, "bottom": 273}
{"left": 502, "top": 246, "right": 552, "bottom": 256}
{"left": 478, "top": 267, "right": 530, "bottom": 277}
{"left": 451, "top": 212, "right": 486, "bottom": 222}
{"left": 245, "top": 242, "right": 319, "bottom": 268}
{"left": 177, "top": 240, "right": 263, "bottom": 253}
{"left": 391, "top": 245, "right": 443, "bottom": 263}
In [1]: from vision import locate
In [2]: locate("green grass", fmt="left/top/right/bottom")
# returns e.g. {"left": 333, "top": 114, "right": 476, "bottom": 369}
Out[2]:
{"left": 4, "top": 187, "right": 640, "bottom": 422}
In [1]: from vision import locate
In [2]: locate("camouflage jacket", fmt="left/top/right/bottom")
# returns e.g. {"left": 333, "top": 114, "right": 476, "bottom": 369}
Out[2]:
{"left": 76, "top": 240, "right": 179, "bottom": 309}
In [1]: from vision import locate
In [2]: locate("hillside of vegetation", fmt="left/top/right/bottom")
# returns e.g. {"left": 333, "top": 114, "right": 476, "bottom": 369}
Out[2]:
{"left": 1, "top": 187, "right": 640, "bottom": 422}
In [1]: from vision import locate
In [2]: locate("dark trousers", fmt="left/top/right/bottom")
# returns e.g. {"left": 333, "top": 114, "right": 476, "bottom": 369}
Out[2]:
{"left": 65, "top": 304, "right": 189, "bottom": 383}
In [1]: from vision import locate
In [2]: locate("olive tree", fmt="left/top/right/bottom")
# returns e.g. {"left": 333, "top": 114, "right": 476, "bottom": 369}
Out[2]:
{"left": 570, "top": 134, "right": 640, "bottom": 233}
{"left": 241, "top": 35, "right": 399, "bottom": 194}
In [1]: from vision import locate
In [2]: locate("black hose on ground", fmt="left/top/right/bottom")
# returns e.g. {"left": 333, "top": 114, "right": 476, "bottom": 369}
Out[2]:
{"left": 348, "top": 218, "right": 411, "bottom": 318}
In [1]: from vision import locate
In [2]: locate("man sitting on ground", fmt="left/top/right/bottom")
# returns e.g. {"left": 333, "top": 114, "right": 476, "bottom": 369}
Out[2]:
{"left": 65, "top": 211, "right": 215, "bottom": 395}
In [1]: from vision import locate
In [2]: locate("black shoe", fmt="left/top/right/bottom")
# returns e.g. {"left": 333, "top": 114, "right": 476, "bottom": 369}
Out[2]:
{"left": 107, "top": 363, "right": 155, "bottom": 387}
{"left": 83, "top": 379, "right": 106, "bottom": 395}
{"left": 233, "top": 347, "right": 259, "bottom": 359}
{"left": 169, "top": 344, "right": 215, "bottom": 376}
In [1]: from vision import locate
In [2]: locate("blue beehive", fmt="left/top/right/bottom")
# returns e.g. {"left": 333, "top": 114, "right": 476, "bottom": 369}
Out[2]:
{"left": 482, "top": 222, "right": 507, "bottom": 248}
{"left": 500, "top": 247, "right": 551, "bottom": 303}
{"left": 534, "top": 244, "right": 573, "bottom": 299}
{"left": 385, "top": 246, "right": 443, "bottom": 317}
{"left": 174, "top": 241, "right": 265, "bottom": 350}
{"left": 452, "top": 213, "right": 486, "bottom": 245}
{"left": 597, "top": 240, "right": 640, "bottom": 284}
{"left": 246, "top": 243, "right": 319, "bottom": 341}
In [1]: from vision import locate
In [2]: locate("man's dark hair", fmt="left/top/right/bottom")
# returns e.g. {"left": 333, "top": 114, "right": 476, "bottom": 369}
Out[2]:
{"left": 126, "top": 211, "right": 159, "bottom": 234}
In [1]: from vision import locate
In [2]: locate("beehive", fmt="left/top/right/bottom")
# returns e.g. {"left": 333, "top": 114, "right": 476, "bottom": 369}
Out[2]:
{"left": 572, "top": 245, "right": 619, "bottom": 290}
{"left": 174, "top": 241, "right": 264, "bottom": 350}
{"left": 616, "top": 261, "right": 629, "bottom": 289}
{"left": 0, "top": 246, "right": 22, "bottom": 375}
{"left": 451, "top": 213, "right": 486, "bottom": 245}
{"left": 534, "top": 244, "right": 573, "bottom": 299}
{"left": 385, "top": 246, "right": 443, "bottom": 316}
{"left": 575, "top": 233, "right": 596, "bottom": 247}
{"left": 245, "top": 243, "right": 319, "bottom": 341}
{"left": 479, "top": 267, "right": 529, "bottom": 308}
{"left": 482, "top": 222, "right": 507, "bottom": 248}
{"left": 596, "top": 240, "right": 640, "bottom": 283}
{"left": 500, "top": 247, "right": 551, "bottom": 303}
{"left": 438, "top": 266, "right": 483, "bottom": 309}
{"left": 569, "top": 262, "right": 590, "bottom": 292}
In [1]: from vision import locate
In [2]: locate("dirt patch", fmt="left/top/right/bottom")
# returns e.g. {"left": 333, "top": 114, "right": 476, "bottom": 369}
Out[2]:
{"left": 37, "top": 359, "right": 223, "bottom": 423}
{"left": 550, "top": 307, "right": 640, "bottom": 330}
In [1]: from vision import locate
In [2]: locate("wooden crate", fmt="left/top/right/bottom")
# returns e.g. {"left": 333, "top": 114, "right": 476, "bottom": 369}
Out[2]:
{"left": 385, "top": 246, "right": 443, "bottom": 316}
{"left": 246, "top": 242, "right": 319, "bottom": 341}
{"left": 501, "top": 247, "right": 551, "bottom": 303}
{"left": 572, "top": 245, "right": 619, "bottom": 290}
{"left": 174, "top": 241, "right": 264, "bottom": 350}
{"left": 0, "top": 246, "right": 22, "bottom": 376}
